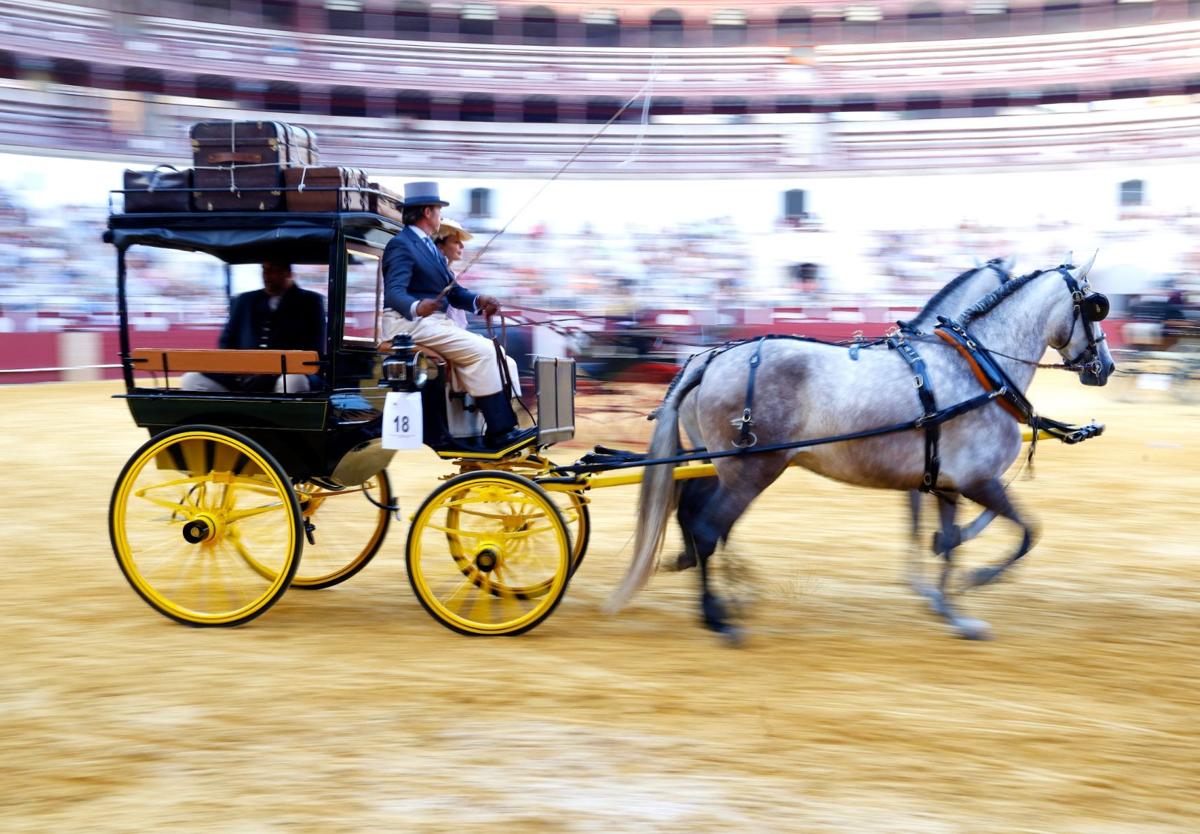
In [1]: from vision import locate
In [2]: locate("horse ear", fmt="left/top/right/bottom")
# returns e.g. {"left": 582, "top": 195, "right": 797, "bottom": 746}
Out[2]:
{"left": 1002, "top": 255, "right": 1015, "bottom": 273}
{"left": 1062, "top": 250, "right": 1074, "bottom": 267}
{"left": 1076, "top": 250, "right": 1098, "bottom": 281}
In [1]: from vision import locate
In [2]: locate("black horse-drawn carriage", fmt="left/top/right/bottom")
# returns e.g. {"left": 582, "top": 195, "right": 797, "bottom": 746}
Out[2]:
{"left": 106, "top": 201, "right": 588, "bottom": 635}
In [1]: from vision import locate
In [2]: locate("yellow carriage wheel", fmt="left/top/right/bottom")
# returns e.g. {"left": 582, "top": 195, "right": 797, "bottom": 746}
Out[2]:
{"left": 406, "top": 471, "right": 571, "bottom": 636}
{"left": 290, "top": 470, "right": 392, "bottom": 589}
{"left": 555, "top": 491, "right": 591, "bottom": 575}
{"left": 109, "top": 426, "right": 302, "bottom": 627}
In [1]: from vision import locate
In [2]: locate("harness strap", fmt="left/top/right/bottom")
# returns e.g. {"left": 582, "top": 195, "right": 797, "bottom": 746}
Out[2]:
{"left": 732, "top": 337, "right": 766, "bottom": 448}
{"left": 934, "top": 325, "right": 1028, "bottom": 422}
{"left": 551, "top": 389, "right": 1004, "bottom": 476}
{"left": 888, "top": 335, "right": 940, "bottom": 491}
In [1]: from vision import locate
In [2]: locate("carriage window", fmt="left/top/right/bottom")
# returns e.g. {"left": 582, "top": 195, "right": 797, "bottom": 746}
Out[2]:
{"left": 121, "top": 250, "right": 329, "bottom": 343}
{"left": 344, "top": 245, "right": 381, "bottom": 346}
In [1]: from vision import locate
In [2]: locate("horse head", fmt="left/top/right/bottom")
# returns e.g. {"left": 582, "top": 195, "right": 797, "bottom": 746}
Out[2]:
{"left": 1051, "top": 253, "right": 1115, "bottom": 386}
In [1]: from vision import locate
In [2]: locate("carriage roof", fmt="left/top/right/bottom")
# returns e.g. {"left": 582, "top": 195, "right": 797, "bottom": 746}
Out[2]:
{"left": 104, "top": 211, "right": 400, "bottom": 265}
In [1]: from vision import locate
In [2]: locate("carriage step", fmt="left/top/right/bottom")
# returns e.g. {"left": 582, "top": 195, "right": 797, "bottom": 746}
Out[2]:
{"left": 580, "top": 445, "right": 646, "bottom": 466}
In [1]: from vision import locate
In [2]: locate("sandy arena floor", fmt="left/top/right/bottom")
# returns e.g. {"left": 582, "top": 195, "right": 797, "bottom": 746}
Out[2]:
{"left": 1, "top": 374, "right": 1196, "bottom": 833}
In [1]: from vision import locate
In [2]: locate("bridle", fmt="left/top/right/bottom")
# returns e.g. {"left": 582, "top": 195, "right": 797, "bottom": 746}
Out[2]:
{"left": 963, "top": 264, "right": 1110, "bottom": 376}
{"left": 1045, "top": 264, "right": 1110, "bottom": 377}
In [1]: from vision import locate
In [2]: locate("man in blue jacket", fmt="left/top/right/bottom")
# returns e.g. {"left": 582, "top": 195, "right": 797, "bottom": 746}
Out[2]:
{"left": 181, "top": 261, "right": 325, "bottom": 393}
{"left": 381, "top": 181, "right": 529, "bottom": 451}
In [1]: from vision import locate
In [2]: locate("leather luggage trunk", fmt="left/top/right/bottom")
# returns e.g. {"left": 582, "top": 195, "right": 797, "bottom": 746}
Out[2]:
{"left": 123, "top": 165, "right": 192, "bottom": 213}
{"left": 191, "top": 121, "right": 319, "bottom": 211}
{"left": 284, "top": 167, "right": 370, "bottom": 212}
{"left": 368, "top": 182, "right": 404, "bottom": 222}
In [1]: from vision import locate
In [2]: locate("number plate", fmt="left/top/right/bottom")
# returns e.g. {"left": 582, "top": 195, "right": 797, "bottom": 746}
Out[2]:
{"left": 382, "top": 391, "right": 423, "bottom": 450}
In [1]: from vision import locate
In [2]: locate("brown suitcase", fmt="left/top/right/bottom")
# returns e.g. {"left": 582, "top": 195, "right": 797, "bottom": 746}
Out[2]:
{"left": 284, "top": 167, "right": 370, "bottom": 212}
{"left": 191, "top": 121, "right": 319, "bottom": 211}
{"left": 124, "top": 165, "right": 192, "bottom": 213}
{"left": 193, "top": 165, "right": 284, "bottom": 211}
{"left": 190, "top": 120, "right": 318, "bottom": 168}
{"left": 368, "top": 182, "right": 404, "bottom": 222}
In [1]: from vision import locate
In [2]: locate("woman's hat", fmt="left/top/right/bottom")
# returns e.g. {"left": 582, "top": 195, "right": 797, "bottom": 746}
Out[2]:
{"left": 403, "top": 181, "right": 449, "bottom": 207}
{"left": 435, "top": 217, "right": 473, "bottom": 242}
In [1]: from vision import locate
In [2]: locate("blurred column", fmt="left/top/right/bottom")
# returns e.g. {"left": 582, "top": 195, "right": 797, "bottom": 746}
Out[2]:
{"left": 59, "top": 332, "right": 102, "bottom": 382}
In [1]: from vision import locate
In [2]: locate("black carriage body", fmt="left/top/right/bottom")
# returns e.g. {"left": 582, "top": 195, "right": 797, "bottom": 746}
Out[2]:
{"left": 106, "top": 210, "right": 401, "bottom": 484}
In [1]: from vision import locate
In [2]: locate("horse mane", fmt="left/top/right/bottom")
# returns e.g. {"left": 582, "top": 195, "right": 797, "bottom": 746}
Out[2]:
{"left": 911, "top": 266, "right": 984, "bottom": 324}
{"left": 959, "top": 270, "right": 1043, "bottom": 326}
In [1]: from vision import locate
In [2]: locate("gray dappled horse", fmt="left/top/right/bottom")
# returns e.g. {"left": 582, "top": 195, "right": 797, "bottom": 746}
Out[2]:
{"left": 611, "top": 258, "right": 1114, "bottom": 640}
{"left": 667, "top": 260, "right": 1014, "bottom": 591}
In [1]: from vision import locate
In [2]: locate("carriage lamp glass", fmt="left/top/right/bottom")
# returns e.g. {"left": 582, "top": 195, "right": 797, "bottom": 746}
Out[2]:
{"left": 379, "top": 336, "right": 434, "bottom": 391}
{"left": 381, "top": 354, "right": 407, "bottom": 385}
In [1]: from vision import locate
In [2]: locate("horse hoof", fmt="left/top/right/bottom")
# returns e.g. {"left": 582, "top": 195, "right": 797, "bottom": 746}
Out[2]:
{"left": 717, "top": 625, "right": 746, "bottom": 647}
{"left": 966, "top": 566, "right": 1004, "bottom": 589}
{"left": 953, "top": 618, "right": 993, "bottom": 641}
{"left": 660, "top": 552, "right": 696, "bottom": 573}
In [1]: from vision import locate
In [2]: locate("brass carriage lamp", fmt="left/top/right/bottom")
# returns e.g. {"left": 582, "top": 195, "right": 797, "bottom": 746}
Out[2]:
{"left": 380, "top": 334, "right": 437, "bottom": 391}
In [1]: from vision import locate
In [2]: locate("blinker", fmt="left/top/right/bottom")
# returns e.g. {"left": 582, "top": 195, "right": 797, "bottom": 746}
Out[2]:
{"left": 1080, "top": 293, "right": 1109, "bottom": 322}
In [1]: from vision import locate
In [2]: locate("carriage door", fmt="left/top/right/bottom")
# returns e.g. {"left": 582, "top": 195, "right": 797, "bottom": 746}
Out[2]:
{"left": 336, "top": 243, "right": 384, "bottom": 387}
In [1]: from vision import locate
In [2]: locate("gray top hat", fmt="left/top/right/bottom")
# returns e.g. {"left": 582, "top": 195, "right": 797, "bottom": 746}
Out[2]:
{"left": 403, "top": 181, "right": 449, "bottom": 208}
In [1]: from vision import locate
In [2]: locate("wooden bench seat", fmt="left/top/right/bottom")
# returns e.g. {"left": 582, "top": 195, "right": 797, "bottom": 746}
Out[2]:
{"left": 130, "top": 348, "right": 321, "bottom": 376}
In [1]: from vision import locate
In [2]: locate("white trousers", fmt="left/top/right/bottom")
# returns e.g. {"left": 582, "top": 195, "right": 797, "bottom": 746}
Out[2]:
{"left": 381, "top": 310, "right": 518, "bottom": 398}
{"left": 179, "top": 372, "right": 311, "bottom": 394}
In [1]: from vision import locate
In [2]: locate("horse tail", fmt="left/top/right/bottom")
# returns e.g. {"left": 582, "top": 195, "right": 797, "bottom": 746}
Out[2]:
{"left": 607, "top": 359, "right": 704, "bottom": 612}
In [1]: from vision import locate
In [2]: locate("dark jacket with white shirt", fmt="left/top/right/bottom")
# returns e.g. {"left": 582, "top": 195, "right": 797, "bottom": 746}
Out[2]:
{"left": 383, "top": 226, "right": 479, "bottom": 321}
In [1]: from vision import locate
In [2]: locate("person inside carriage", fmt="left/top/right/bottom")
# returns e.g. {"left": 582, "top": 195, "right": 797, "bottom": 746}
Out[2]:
{"left": 180, "top": 261, "right": 326, "bottom": 393}
{"left": 380, "top": 181, "right": 531, "bottom": 453}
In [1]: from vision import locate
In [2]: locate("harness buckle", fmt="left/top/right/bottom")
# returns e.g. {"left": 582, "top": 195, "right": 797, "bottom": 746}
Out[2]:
{"left": 731, "top": 409, "right": 757, "bottom": 448}
{"left": 913, "top": 375, "right": 924, "bottom": 389}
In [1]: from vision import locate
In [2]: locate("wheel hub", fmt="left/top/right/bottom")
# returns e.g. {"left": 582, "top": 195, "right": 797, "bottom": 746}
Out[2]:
{"left": 181, "top": 512, "right": 220, "bottom": 544}
{"left": 474, "top": 547, "right": 500, "bottom": 572}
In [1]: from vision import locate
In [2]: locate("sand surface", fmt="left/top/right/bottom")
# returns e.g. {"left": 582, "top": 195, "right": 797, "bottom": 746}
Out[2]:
{"left": 1, "top": 375, "right": 1196, "bottom": 833}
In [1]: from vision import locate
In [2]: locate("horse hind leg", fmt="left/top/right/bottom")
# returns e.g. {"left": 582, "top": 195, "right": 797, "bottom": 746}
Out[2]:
{"left": 959, "top": 478, "right": 1038, "bottom": 589}
{"left": 928, "top": 490, "right": 993, "bottom": 641}
{"left": 905, "top": 490, "right": 933, "bottom": 596}
{"left": 686, "top": 481, "right": 760, "bottom": 644}
{"left": 662, "top": 476, "right": 719, "bottom": 573}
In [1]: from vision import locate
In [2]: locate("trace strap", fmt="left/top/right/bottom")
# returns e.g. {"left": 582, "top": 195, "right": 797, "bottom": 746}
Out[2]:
{"left": 887, "top": 334, "right": 940, "bottom": 491}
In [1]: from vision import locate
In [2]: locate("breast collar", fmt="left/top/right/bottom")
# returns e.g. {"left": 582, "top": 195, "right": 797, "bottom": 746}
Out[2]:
{"left": 933, "top": 317, "right": 1034, "bottom": 424}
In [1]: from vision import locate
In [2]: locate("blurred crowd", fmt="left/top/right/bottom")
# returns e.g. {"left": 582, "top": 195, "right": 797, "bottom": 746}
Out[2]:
{"left": 2, "top": 184, "right": 1199, "bottom": 336}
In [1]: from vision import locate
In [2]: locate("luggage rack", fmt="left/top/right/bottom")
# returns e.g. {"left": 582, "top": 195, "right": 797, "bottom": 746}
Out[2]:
{"left": 109, "top": 182, "right": 404, "bottom": 218}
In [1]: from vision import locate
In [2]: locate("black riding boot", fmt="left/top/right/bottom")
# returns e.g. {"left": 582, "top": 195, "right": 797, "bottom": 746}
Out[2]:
{"left": 474, "top": 392, "right": 530, "bottom": 450}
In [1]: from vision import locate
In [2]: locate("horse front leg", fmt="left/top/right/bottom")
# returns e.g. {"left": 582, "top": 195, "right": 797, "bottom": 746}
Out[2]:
{"left": 928, "top": 490, "right": 992, "bottom": 640}
{"left": 959, "top": 478, "right": 1038, "bottom": 589}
